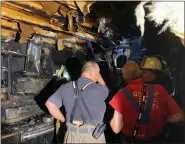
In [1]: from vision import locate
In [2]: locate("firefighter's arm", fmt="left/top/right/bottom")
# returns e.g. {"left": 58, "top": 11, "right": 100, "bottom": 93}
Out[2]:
{"left": 160, "top": 85, "right": 185, "bottom": 124}
{"left": 110, "top": 110, "right": 124, "bottom": 134}
{"left": 45, "top": 100, "right": 65, "bottom": 122}
{"left": 167, "top": 110, "right": 185, "bottom": 124}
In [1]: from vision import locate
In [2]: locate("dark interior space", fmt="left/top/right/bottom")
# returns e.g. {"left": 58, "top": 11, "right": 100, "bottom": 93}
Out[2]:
{"left": 1, "top": 1, "right": 184, "bottom": 144}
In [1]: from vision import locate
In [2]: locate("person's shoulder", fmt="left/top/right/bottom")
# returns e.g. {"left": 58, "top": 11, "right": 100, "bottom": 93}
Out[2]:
{"left": 152, "top": 83, "right": 166, "bottom": 90}
{"left": 152, "top": 83, "right": 170, "bottom": 97}
{"left": 91, "top": 83, "right": 109, "bottom": 94}
{"left": 58, "top": 81, "right": 72, "bottom": 89}
{"left": 94, "top": 83, "right": 108, "bottom": 89}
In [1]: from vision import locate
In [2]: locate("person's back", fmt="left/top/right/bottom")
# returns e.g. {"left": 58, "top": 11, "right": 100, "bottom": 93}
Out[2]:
{"left": 111, "top": 79, "right": 181, "bottom": 139}
{"left": 46, "top": 61, "right": 109, "bottom": 143}
{"left": 54, "top": 77, "right": 108, "bottom": 125}
{"left": 109, "top": 61, "right": 184, "bottom": 143}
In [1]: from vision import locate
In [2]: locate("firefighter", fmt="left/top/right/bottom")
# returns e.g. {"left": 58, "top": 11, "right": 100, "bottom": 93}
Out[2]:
{"left": 109, "top": 61, "right": 184, "bottom": 143}
{"left": 140, "top": 56, "right": 184, "bottom": 142}
{"left": 140, "top": 56, "right": 174, "bottom": 95}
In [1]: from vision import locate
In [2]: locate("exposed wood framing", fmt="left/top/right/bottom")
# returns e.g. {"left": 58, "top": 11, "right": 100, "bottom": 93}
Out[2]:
{"left": 39, "top": 1, "right": 61, "bottom": 16}
{"left": 1, "top": 28, "right": 16, "bottom": 39}
{"left": 58, "top": 39, "right": 85, "bottom": 51}
{"left": 5, "top": 1, "right": 62, "bottom": 19}
{"left": 40, "top": 37, "right": 56, "bottom": 45}
{"left": 1, "top": 1, "right": 100, "bottom": 48}
{"left": 57, "top": 1, "right": 95, "bottom": 15}
{"left": 1, "top": 3, "right": 63, "bottom": 31}
{"left": 74, "top": 1, "right": 95, "bottom": 15}
{"left": 34, "top": 27, "right": 57, "bottom": 39}
{"left": 1, "top": 18, "right": 57, "bottom": 44}
{"left": 57, "top": 31, "right": 100, "bottom": 50}
{"left": 1, "top": 19, "right": 18, "bottom": 31}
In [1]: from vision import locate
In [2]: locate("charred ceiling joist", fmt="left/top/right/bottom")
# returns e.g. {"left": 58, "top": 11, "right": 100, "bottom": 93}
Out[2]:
{"left": 1, "top": 1, "right": 99, "bottom": 46}
{"left": 3, "top": 1, "right": 65, "bottom": 22}
{"left": 1, "top": 1, "right": 184, "bottom": 48}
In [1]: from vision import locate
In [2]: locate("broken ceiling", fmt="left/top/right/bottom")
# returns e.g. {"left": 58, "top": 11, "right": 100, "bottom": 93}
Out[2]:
{"left": 1, "top": 1, "right": 184, "bottom": 49}
{"left": 1, "top": 1, "right": 98, "bottom": 49}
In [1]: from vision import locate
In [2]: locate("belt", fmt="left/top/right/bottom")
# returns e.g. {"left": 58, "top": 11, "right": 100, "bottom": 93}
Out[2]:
{"left": 67, "top": 124, "right": 95, "bottom": 134}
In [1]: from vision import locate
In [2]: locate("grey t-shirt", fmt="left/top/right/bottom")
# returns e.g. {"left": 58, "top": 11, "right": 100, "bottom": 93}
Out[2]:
{"left": 48, "top": 77, "right": 109, "bottom": 124}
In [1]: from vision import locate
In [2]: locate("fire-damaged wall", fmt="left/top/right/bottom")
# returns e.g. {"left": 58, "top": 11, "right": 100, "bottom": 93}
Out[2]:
{"left": 1, "top": 38, "right": 57, "bottom": 144}
{"left": 1, "top": 1, "right": 184, "bottom": 144}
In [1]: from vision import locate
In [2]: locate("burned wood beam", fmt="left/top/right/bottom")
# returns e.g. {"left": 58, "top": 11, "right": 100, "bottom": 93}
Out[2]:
{"left": 1, "top": 26, "right": 18, "bottom": 32}
{"left": 58, "top": 31, "right": 100, "bottom": 42}
{"left": 39, "top": 1, "right": 61, "bottom": 16}
{"left": 56, "top": 1, "right": 77, "bottom": 10}
{"left": 58, "top": 40, "right": 85, "bottom": 51}
{"left": 1, "top": 28, "right": 16, "bottom": 39}
{"left": 78, "top": 26, "right": 101, "bottom": 37}
{"left": 19, "top": 23, "right": 34, "bottom": 43}
{"left": 2, "top": 15, "right": 61, "bottom": 34}
{"left": 1, "top": 15, "right": 99, "bottom": 45}
{"left": 41, "top": 37, "right": 56, "bottom": 45}
{"left": 74, "top": 1, "right": 95, "bottom": 15}
{"left": 1, "top": 19, "right": 57, "bottom": 40}
{"left": 4, "top": 1, "right": 64, "bottom": 22}
{"left": 1, "top": 19, "right": 18, "bottom": 31}
{"left": 1, "top": 4, "right": 63, "bottom": 32}
{"left": 55, "top": 1, "right": 95, "bottom": 15}
{"left": 34, "top": 27, "right": 57, "bottom": 39}
{"left": 2, "top": 26, "right": 56, "bottom": 45}
{"left": 57, "top": 31, "right": 101, "bottom": 51}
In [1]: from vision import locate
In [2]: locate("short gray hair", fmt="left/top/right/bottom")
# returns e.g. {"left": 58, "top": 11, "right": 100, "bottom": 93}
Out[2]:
{"left": 81, "top": 61, "right": 98, "bottom": 73}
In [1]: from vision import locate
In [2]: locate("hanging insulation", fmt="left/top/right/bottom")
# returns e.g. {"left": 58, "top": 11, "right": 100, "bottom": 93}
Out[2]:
{"left": 135, "top": 1, "right": 184, "bottom": 44}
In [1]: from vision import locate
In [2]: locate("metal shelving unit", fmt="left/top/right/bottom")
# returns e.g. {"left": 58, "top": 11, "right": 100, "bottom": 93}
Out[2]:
{"left": 1, "top": 50, "right": 27, "bottom": 100}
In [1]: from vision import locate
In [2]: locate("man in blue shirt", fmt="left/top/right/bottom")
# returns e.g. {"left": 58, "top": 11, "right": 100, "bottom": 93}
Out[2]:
{"left": 46, "top": 61, "right": 109, "bottom": 143}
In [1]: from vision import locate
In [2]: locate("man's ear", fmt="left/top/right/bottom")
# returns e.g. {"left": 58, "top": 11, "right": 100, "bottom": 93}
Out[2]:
{"left": 122, "top": 75, "right": 127, "bottom": 83}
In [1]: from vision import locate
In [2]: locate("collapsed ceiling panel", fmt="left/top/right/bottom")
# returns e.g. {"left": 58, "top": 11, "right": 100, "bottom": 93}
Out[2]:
{"left": 39, "top": 2, "right": 61, "bottom": 16}
{"left": 19, "top": 23, "right": 35, "bottom": 43}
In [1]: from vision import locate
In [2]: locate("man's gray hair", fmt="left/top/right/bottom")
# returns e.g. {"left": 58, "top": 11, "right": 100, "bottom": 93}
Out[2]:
{"left": 81, "top": 61, "right": 98, "bottom": 73}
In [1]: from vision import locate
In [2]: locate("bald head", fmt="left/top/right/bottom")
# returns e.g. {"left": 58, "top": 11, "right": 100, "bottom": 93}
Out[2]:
{"left": 122, "top": 61, "right": 142, "bottom": 82}
{"left": 82, "top": 61, "right": 99, "bottom": 73}
{"left": 81, "top": 61, "right": 100, "bottom": 82}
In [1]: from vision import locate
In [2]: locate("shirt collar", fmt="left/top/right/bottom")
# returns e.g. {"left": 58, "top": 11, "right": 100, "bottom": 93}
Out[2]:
{"left": 79, "top": 77, "right": 94, "bottom": 83}
{"left": 129, "top": 78, "right": 144, "bottom": 85}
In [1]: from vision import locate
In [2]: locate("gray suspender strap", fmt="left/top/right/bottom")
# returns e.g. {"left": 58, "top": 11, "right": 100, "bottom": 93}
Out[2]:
{"left": 142, "top": 84, "right": 154, "bottom": 124}
{"left": 74, "top": 80, "right": 86, "bottom": 122}
{"left": 131, "top": 84, "right": 147, "bottom": 143}
{"left": 79, "top": 83, "right": 95, "bottom": 124}
{"left": 82, "top": 82, "right": 93, "bottom": 90}
{"left": 70, "top": 81, "right": 79, "bottom": 122}
{"left": 70, "top": 80, "right": 93, "bottom": 123}
{"left": 122, "top": 88, "right": 140, "bottom": 111}
{"left": 122, "top": 84, "right": 154, "bottom": 125}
